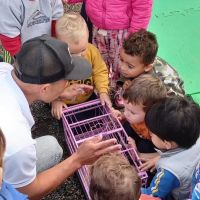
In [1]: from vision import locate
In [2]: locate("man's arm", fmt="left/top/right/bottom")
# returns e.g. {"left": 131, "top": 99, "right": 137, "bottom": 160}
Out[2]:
{"left": 18, "top": 135, "right": 121, "bottom": 200}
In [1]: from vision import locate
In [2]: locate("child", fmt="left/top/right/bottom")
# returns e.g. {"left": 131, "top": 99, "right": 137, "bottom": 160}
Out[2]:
{"left": 90, "top": 153, "right": 160, "bottom": 200}
{"left": 113, "top": 29, "right": 184, "bottom": 108}
{"left": 142, "top": 96, "right": 200, "bottom": 199}
{"left": 0, "top": 0, "right": 64, "bottom": 57}
{"left": 0, "top": 128, "right": 28, "bottom": 199}
{"left": 123, "top": 74, "right": 167, "bottom": 154}
{"left": 52, "top": 12, "right": 112, "bottom": 119}
{"left": 64, "top": 0, "right": 153, "bottom": 87}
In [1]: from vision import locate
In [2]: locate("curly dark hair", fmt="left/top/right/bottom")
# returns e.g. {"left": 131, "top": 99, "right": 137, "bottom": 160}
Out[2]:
{"left": 123, "top": 29, "right": 158, "bottom": 65}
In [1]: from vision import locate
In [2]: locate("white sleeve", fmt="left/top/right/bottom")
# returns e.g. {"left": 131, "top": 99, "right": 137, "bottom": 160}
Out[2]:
{"left": 51, "top": 0, "right": 64, "bottom": 20}
{"left": 0, "top": 0, "right": 23, "bottom": 37}
{"left": 3, "top": 145, "right": 37, "bottom": 188}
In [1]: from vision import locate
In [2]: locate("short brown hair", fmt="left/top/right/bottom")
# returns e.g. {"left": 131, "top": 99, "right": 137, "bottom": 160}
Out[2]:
{"left": 123, "top": 29, "right": 158, "bottom": 65}
{"left": 123, "top": 74, "right": 167, "bottom": 112}
{"left": 56, "top": 12, "right": 88, "bottom": 44}
{"left": 0, "top": 128, "right": 6, "bottom": 167}
{"left": 89, "top": 153, "right": 141, "bottom": 200}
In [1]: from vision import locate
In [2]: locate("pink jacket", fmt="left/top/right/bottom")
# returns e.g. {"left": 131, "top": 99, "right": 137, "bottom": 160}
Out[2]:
{"left": 67, "top": 0, "right": 152, "bottom": 33}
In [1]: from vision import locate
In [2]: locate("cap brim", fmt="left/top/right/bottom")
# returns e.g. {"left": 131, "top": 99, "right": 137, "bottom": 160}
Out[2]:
{"left": 65, "top": 56, "right": 92, "bottom": 80}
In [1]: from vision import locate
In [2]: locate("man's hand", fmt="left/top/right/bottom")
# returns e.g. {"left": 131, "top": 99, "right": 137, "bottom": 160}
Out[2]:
{"left": 99, "top": 93, "right": 112, "bottom": 108}
{"left": 74, "top": 134, "right": 122, "bottom": 166}
{"left": 59, "top": 84, "right": 93, "bottom": 101}
{"left": 51, "top": 100, "right": 67, "bottom": 120}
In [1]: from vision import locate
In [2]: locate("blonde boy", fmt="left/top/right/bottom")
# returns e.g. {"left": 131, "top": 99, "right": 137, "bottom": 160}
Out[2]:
{"left": 52, "top": 12, "right": 111, "bottom": 119}
{"left": 90, "top": 153, "right": 160, "bottom": 200}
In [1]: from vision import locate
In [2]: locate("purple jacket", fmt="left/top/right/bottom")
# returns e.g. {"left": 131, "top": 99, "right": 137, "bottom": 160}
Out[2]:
{"left": 67, "top": 0, "right": 152, "bottom": 33}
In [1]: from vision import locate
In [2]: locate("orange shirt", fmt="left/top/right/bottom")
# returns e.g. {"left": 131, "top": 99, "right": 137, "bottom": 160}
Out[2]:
{"left": 140, "top": 194, "right": 161, "bottom": 200}
{"left": 131, "top": 121, "right": 151, "bottom": 140}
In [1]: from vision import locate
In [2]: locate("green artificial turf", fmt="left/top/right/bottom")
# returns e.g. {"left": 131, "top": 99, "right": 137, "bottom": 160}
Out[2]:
{"left": 149, "top": 0, "right": 200, "bottom": 102}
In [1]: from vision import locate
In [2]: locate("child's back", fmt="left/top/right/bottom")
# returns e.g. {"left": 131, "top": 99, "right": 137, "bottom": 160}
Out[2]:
{"left": 142, "top": 97, "right": 200, "bottom": 199}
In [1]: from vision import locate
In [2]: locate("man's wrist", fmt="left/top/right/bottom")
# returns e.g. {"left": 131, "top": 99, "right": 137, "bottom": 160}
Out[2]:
{"left": 71, "top": 152, "right": 82, "bottom": 170}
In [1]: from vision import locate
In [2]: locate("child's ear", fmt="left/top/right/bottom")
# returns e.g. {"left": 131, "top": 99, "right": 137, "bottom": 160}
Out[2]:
{"left": 163, "top": 140, "right": 178, "bottom": 150}
{"left": 163, "top": 140, "right": 172, "bottom": 150}
{"left": 144, "top": 64, "right": 153, "bottom": 72}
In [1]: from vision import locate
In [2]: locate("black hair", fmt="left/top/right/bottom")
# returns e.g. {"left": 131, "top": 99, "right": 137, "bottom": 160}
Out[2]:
{"left": 145, "top": 96, "right": 200, "bottom": 148}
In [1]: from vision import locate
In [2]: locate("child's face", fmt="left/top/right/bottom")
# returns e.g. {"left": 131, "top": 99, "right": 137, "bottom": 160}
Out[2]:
{"left": 119, "top": 48, "right": 149, "bottom": 78}
{"left": 67, "top": 31, "right": 88, "bottom": 57}
{"left": 124, "top": 101, "right": 145, "bottom": 124}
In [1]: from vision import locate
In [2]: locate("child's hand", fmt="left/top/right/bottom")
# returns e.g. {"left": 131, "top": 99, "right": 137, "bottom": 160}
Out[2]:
{"left": 127, "top": 137, "right": 137, "bottom": 149}
{"left": 59, "top": 84, "right": 93, "bottom": 101}
{"left": 139, "top": 154, "right": 160, "bottom": 172}
{"left": 110, "top": 108, "right": 124, "bottom": 121}
{"left": 123, "top": 80, "right": 132, "bottom": 90}
{"left": 99, "top": 93, "right": 112, "bottom": 108}
{"left": 51, "top": 100, "right": 67, "bottom": 120}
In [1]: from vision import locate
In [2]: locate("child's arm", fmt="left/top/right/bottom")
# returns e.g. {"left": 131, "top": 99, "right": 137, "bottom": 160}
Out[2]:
{"left": 142, "top": 168, "right": 180, "bottom": 199}
{"left": 51, "top": 0, "right": 64, "bottom": 37}
{"left": 99, "top": 93, "right": 112, "bottom": 108}
{"left": 51, "top": 100, "right": 67, "bottom": 120}
{"left": 0, "top": 1, "right": 23, "bottom": 55}
{"left": 89, "top": 44, "right": 110, "bottom": 106}
{"left": 129, "top": 0, "right": 153, "bottom": 33}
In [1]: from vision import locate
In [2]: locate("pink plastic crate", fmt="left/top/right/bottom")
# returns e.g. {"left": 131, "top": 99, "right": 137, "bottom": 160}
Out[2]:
{"left": 62, "top": 99, "right": 148, "bottom": 199}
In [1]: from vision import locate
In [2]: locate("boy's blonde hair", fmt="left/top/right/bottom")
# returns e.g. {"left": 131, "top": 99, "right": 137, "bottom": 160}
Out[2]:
{"left": 89, "top": 153, "right": 141, "bottom": 200}
{"left": 56, "top": 12, "right": 88, "bottom": 44}
{"left": 0, "top": 128, "right": 6, "bottom": 167}
{"left": 123, "top": 74, "right": 167, "bottom": 112}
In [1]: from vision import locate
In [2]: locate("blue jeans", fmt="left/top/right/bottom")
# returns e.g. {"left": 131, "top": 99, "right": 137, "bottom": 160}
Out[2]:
{"left": 35, "top": 136, "right": 63, "bottom": 173}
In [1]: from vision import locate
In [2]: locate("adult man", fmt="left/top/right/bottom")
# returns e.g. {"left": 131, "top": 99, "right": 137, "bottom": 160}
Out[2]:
{"left": 0, "top": 35, "right": 121, "bottom": 199}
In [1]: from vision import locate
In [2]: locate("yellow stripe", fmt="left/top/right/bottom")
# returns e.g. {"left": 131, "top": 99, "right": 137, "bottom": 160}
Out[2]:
{"left": 151, "top": 169, "right": 165, "bottom": 194}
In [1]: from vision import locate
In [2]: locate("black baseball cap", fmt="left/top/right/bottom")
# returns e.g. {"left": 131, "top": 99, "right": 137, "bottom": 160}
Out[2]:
{"left": 14, "top": 34, "right": 92, "bottom": 84}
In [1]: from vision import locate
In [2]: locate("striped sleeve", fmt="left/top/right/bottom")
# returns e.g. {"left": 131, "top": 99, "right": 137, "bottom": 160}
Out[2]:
{"left": 141, "top": 168, "right": 180, "bottom": 199}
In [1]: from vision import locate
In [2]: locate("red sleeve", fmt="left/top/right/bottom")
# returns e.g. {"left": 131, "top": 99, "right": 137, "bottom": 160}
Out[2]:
{"left": 51, "top": 20, "right": 57, "bottom": 37}
{"left": 0, "top": 34, "right": 21, "bottom": 56}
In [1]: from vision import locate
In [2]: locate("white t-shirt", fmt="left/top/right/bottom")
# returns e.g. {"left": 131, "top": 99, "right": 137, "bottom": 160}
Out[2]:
{"left": 0, "top": 63, "right": 36, "bottom": 188}
{"left": 0, "top": 0, "right": 63, "bottom": 43}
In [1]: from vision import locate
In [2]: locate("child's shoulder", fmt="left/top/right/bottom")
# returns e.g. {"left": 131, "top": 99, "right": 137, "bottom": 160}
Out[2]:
{"left": 153, "top": 56, "right": 179, "bottom": 78}
{"left": 152, "top": 56, "right": 185, "bottom": 96}
{"left": 87, "top": 43, "right": 99, "bottom": 52}
{"left": 86, "top": 43, "right": 104, "bottom": 61}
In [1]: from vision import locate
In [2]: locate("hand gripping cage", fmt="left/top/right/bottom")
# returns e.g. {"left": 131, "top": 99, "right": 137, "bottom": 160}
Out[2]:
{"left": 62, "top": 99, "right": 148, "bottom": 199}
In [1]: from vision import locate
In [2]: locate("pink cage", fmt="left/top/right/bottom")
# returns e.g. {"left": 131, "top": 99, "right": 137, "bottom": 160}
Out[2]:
{"left": 62, "top": 99, "right": 148, "bottom": 199}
